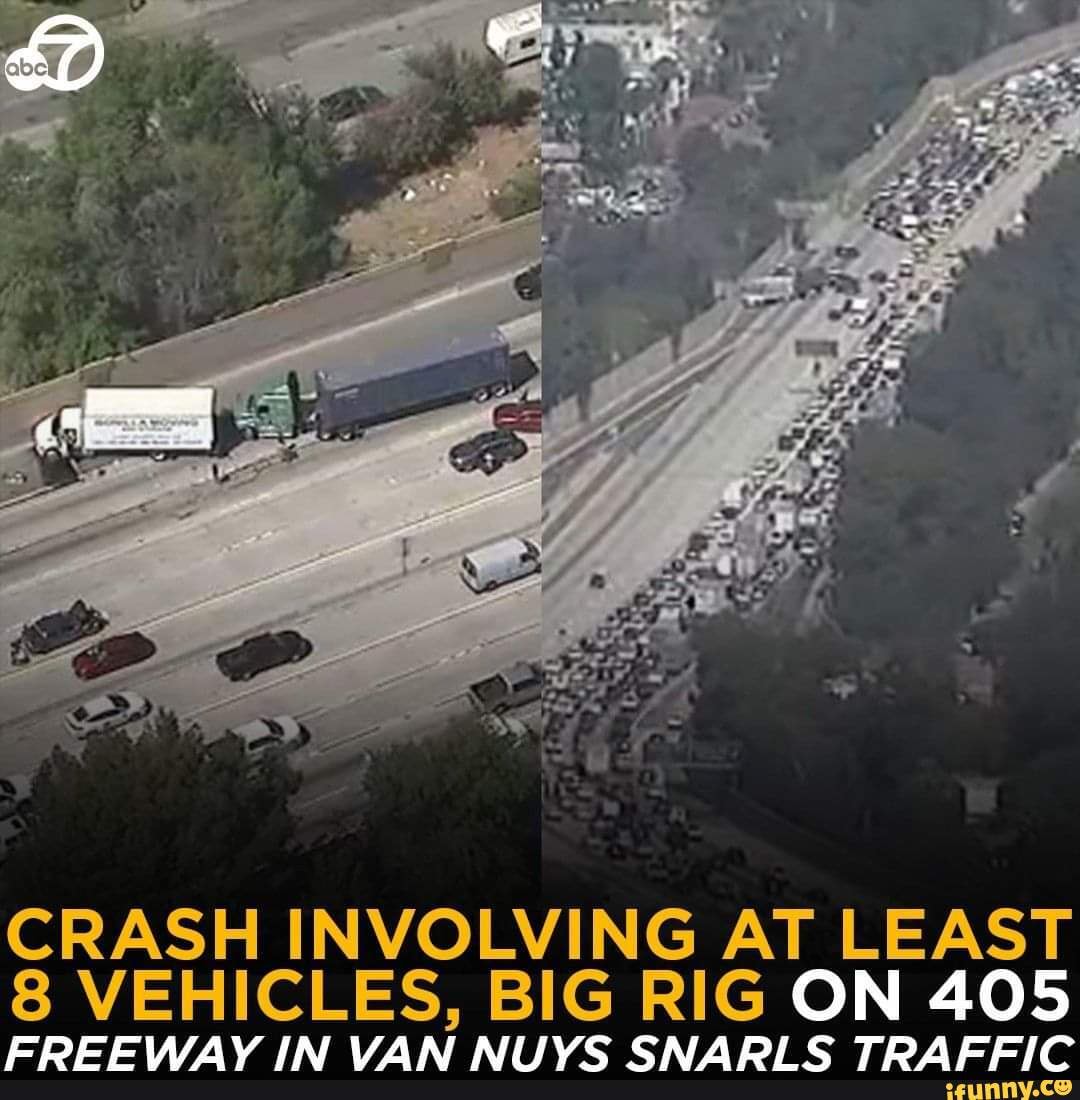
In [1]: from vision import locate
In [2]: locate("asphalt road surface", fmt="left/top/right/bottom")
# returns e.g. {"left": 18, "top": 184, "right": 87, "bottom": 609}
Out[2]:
{"left": 0, "top": 313, "right": 542, "bottom": 799}
{"left": 542, "top": 113, "right": 1079, "bottom": 657}
{"left": 0, "top": 0, "right": 538, "bottom": 147}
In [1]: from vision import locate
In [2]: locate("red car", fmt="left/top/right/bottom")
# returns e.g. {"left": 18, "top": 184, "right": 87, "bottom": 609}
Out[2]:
{"left": 492, "top": 400, "right": 542, "bottom": 434}
{"left": 72, "top": 633, "right": 156, "bottom": 680}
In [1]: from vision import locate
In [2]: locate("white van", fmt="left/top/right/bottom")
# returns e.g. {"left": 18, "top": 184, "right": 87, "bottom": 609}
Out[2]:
{"left": 461, "top": 536, "right": 541, "bottom": 592}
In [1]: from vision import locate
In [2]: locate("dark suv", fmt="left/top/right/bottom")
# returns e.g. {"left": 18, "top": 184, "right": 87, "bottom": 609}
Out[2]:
{"left": 448, "top": 430, "right": 527, "bottom": 475}
{"left": 215, "top": 631, "right": 313, "bottom": 682}
{"left": 17, "top": 600, "right": 107, "bottom": 658}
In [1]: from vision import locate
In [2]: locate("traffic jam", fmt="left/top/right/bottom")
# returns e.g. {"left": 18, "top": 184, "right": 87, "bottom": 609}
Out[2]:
{"left": 541, "top": 51, "right": 1080, "bottom": 892}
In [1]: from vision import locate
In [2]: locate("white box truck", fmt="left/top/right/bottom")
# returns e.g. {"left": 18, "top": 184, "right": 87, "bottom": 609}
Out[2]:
{"left": 33, "top": 387, "right": 216, "bottom": 463}
{"left": 720, "top": 478, "right": 746, "bottom": 519}
{"left": 714, "top": 551, "right": 736, "bottom": 580}
{"left": 848, "top": 297, "right": 875, "bottom": 328}
{"left": 768, "top": 503, "right": 796, "bottom": 547}
{"left": 485, "top": 5, "right": 541, "bottom": 65}
{"left": 882, "top": 351, "right": 905, "bottom": 380}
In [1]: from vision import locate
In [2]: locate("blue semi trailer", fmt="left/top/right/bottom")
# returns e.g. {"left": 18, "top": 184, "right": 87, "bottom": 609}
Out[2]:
{"left": 233, "top": 329, "right": 514, "bottom": 442}
{"left": 314, "top": 329, "right": 513, "bottom": 441}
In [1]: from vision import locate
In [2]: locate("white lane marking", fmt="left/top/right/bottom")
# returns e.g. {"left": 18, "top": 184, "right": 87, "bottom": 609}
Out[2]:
{"left": 182, "top": 585, "right": 541, "bottom": 723}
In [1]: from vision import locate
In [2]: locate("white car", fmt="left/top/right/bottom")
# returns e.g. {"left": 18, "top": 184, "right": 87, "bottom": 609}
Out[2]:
{"left": 64, "top": 692, "right": 152, "bottom": 739}
{"left": 0, "top": 774, "right": 31, "bottom": 820}
{"left": 0, "top": 814, "right": 28, "bottom": 865}
{"left": 223, "top": 716, "right": 311, "bottom": 762}
{"left": 714, "top": 521, "right": 737, "bottom": 547}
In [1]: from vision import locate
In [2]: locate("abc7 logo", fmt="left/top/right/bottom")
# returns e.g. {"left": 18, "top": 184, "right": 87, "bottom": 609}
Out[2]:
{"left": 4, "top": 14, "right": 104, "bottom": 93}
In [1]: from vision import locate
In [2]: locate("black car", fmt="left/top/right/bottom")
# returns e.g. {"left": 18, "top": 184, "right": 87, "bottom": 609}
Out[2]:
{"left": 448, "top": 430, "right": 527, "bottom": 475}
{"left": 835, "top": 244, "right": 860, "bottom": 260}
{"left": 513, "top": 264, "right": 541, "bottom": 301}
{"left": 16, "top": 600, "right": 107, "bottom": 659}
{"left": 317, "top": 84, "right": 387, "bottom": 124}
{"left": 215, "top": 631, "right": 313, "bottom": 682}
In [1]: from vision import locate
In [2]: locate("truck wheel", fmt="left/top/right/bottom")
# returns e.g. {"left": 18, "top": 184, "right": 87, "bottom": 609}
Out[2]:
{"left": 150, "top": 452, "right": 169, "bottom": 463}
{"left": 472, "top": 388, "right": 490, "bottom": 403}
{"left": 338, "top": 424, "right": 358, "bottom": 442}
{"left": 315, "top": 421, "right": 334, "bottom": 442}
{"left": 492, "top": 382, "right": 510, "bottom": 398}
{"left": 484, "top": 582, "right": 497, "bottom": 592}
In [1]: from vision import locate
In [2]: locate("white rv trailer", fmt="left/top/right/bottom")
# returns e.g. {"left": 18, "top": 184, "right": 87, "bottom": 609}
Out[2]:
{"left": 485, "top": 5, "right": 542, "bottom": 65}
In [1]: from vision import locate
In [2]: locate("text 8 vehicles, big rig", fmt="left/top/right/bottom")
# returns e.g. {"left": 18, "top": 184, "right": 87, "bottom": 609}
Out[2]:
{"left": 237, "top": 329, "right": 514, "bottom": 443}
{"left": 33, "top": 387, "right": 216, "bottom": 464}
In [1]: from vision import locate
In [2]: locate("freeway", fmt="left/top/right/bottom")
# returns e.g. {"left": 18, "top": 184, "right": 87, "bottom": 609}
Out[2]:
{"left": 0, "top": 224, "right": 540, "bottom": 498}
{"left": 542, "top": 114, "right": 1078, "bottom": 657}
{"left": 0, "top": 0, "right": 539, "bottom": 147}
{"left": 0, "top": 312, "right": 542, "bottom": 799}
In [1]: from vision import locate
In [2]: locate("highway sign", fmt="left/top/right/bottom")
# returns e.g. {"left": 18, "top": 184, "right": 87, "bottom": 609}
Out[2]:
{"left": 795, "top": 338, "right": 839, "bottom": 358}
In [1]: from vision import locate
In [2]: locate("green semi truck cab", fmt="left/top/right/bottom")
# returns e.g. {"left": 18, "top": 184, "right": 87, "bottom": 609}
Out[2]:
{"left": 233, "top": 371, "right": 307, "bottom": 440}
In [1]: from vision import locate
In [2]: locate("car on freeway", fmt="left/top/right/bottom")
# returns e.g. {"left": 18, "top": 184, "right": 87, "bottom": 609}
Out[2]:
{"left": 448, "top": 429, "right": 527, "bottom": 474}
{"left": 492, "top": 399, "right": 542, "bottom": 433}
{"left": 15, "top": 600, "right": 107, "bottom": 659}
{"left": 317, "top": 84, "right": 387, "bottom": 123}
{"left": 64, "top": 691, "right": 153, "bottom": 739}
{"left": 72, "top": 632, "right": 156, "bottom": 680}
{"left": 216, "top": 631, "right": 313, "bottom": 682}
{"left": 221, "top": 716, "right": 312, "bottom": 763}
{"left": 0, "top": 775, "right": 31, "bottom": 819}
{"left": 834, "top": 244, "right": 859, "bottom": 260}
{"left": 0, "top": 814, "right": 27, "bottom": 866}
{"left": 513, "top": 263, "right": 541, "bottom": 301}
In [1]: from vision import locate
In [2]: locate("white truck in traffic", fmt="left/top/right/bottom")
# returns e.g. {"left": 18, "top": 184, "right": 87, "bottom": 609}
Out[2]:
{"left": 768, "top": 502, "right": 797, "bottom": 547}
{"left": 741, "top": 274, "right": 796, "bottom": 308}
{"left": 848, "top": 297, "right": 875, "bottom": 328}
{"left": 33, "top": 387, "right": 216, "bottom": 464}
{"left": 720, "top": 478, "right": 747, "bottom": 519}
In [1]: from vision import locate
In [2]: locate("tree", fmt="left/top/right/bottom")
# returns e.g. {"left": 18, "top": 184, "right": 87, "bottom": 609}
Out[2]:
{"left": 309, "top": 721, "right": 538, "bottom": 907}
{"left": 0, "top": 36, "right": 341, "bottom": 389}
{"left": 2, "top": 712, "right": 300, "bottom": 912}
{"left": 404, "top": 40, "right": 508, "bottom": 127}
{"left": 567, "top": 41, "right": 624, "bottom": 171}
{"left": 1005, "top": 743, "right": 1080, "bottom": 898}
{"left": 831, "top": 157, "right": 1080, "bottom": 645}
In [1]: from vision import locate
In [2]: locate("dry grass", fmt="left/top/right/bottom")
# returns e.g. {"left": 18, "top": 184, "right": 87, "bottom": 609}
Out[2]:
{"left": 339, "top": 123, "right": 539, "bottom": 270}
